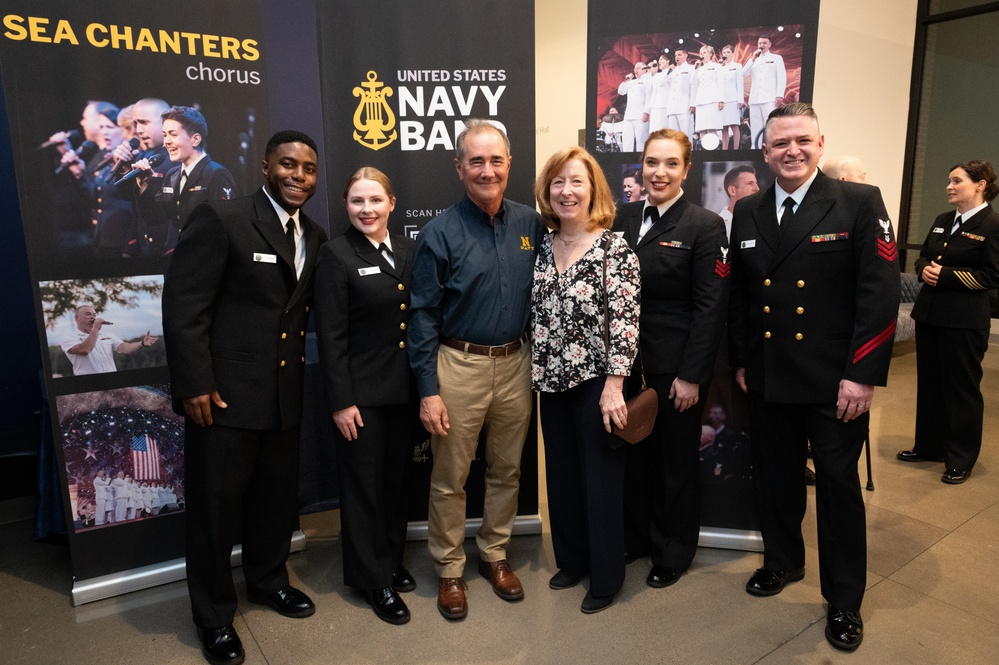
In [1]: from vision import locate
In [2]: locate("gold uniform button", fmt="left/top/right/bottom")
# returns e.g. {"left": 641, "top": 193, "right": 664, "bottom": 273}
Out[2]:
{"left": 763, "top": 306, "right": 770, "bottom": 313}
{"left": 796, "top": 307, "right": 804, "bottom": 315}
{"left": 943, "top": 242, "right": 948, "bottom": 248}
{"left": 397, "top": 283, "right": 405, "bottom": 291}
{"left": 301, "top": 357, "right": 305, "bottom": 363}
{"left": 281, "top": 332, "right": 287, "bottom": 339}
{"left": 936, "top": 255, "right": 943, "bottom": 260}
{"left": 305, "top": 306, "right": 310, "bottom": 312}
{"left": 795, "top": 333, "right": 804, "bottom": 341}
{"left": 400, "top": 323, "right": 407, "bottom": 330}
{"left": 400, "top": 303, "right": 407, "bottom": 311}
{"left": 399, "top": 341, "right": 406, "bottom": 349}
{"left": 764, "top": 332, "right": 772, "bottom": 339}
{"left": 797, "top": 280, "right": 805, "bottom": 288}
{"left": 280, "top": 360, "right": 286, "bottom": 367}
{"left": 300, "top": 330, "right": 305, "bottom": 337}
{"left": 763, "top": 279, "right": 772, "bottom": 287}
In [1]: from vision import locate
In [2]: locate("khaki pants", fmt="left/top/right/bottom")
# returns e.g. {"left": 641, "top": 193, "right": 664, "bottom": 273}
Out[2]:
{"left": 428, "top": 343, "right": 532, "bottom": 578}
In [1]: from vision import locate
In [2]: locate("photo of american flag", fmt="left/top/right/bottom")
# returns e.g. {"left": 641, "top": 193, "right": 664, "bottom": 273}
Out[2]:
{"left": 56, "top": 385, "right": 185, "bottom": 532}
{"left": 131, "top": 433, "right": 161, "bottom": 481}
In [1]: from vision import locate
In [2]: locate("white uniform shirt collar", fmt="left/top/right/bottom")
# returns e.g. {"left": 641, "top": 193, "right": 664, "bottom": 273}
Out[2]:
{"left": 261, "top": 186, "right": 304, "bottom": 277}
{"left": 957, "top": 201, "right": 988, "bottom": 224}
{"left": 183, "top": 152, "right": 207, "bottom": 179}
{"left": 643, "top": 188, "right": 684, "bottom": 220}
{"left": 366, "top": 235, "right": 392, "bottom": 252}
{"left": 262, "top": 185, "right": 301, "bottom": 233}
{"left": 775, "top": 168, "right": 819, "bottom": 218}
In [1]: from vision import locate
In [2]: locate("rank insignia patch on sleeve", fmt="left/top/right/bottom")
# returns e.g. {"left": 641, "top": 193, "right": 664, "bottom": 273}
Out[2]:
{"left": 715, "top": 246, "right": 730, "bottom": 278}
{"left": 876, "top": 219, "right": 897, "bottom": 263}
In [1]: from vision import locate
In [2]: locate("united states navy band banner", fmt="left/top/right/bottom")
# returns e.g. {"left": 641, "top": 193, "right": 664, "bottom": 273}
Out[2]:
{"left": 317, "top": 0, "right": 539, "bottom": 528}
{"left": 0, "top": 0, "right": 327, "bottom": 601}
{"left": 587, "top": 0, "right": 820, "bottom": 543}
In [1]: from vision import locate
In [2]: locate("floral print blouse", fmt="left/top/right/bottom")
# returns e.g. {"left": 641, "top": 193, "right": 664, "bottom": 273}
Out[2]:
{"left": 531, "top": 229, "right": 641, "bottom": 393}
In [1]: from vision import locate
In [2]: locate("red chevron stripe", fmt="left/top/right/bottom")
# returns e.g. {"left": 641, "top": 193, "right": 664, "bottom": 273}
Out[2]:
{"left": 715, "top": 260, "right": 731, "bottom": 278}
{"left": 853, "top": 321, "right": 897, "bottom": 363}
{"left": 877, "top": 238, "right": 897, "bottom": 263}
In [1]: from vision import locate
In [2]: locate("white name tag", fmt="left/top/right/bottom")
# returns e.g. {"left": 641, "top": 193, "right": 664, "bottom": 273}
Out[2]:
{"left": 253, "top": 253, "right": 277, "bottom": 263}
{"left": 932, "top": 227, "right": 945, "bottom": 234}
{"left": 358, "top": 266, "right": 381, "bottom": 276}
{"left": 741, "top": 239, "right": 756, "bottom": 249}
{"left": 162, "top": 187, "right": 174, "bottom": 194}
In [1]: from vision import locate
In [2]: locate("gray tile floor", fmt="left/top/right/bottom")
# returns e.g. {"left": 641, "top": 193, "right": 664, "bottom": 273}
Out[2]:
{"left": 3, "top": 344, "right": 999, "bottom": 664}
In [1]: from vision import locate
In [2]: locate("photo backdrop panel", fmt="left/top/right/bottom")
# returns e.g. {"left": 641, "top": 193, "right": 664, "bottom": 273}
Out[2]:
{"left": 1, "top": 0, "right": 327, "bottom": 591}
{"left": 587, "top": 0, "right": 820, "bottom": 538}
{"left": 318, "top": 0, "right": 538, "bottom": 523}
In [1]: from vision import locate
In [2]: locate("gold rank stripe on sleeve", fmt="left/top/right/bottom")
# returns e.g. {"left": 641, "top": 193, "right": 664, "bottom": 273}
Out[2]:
{"left": 953, "top": 270, "right": 987, "bottom": 290}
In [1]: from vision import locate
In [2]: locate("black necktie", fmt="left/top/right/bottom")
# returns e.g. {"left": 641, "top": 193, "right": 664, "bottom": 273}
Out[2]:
{"left": 178, "top": 170, "right": 188, "bottom": 195}
{"left": 378, "top": 242, "right": 395, "bottom": 267}
{"left": 285, "top": 219, "right": 296, "bottom": 256}
{"left": 637, "top": 205, "right": 659, "bottom": 243}
{"left": 781, "top": 196, "right": 796, "bottom": 226}
{"left": 951, "top": 214, "right": 963, "bottom": 236}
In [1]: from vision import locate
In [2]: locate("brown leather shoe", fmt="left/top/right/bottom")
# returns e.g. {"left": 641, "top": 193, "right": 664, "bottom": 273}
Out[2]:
{"left": 478, "top": 559, "right": 524, "bottom": 601}
{"left": 436, "top": 577, "right": 467, "bottom": 619}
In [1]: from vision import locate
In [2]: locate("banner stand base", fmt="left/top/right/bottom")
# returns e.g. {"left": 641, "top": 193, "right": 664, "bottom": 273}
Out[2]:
{"left": 405, "top": 515, "right": 542, "bottom": 542}
{"left": 71, "top": 529, "right": 308, "bottom": 606}
{"left": 697, "top": 527, "right": 764, "bottom": 552}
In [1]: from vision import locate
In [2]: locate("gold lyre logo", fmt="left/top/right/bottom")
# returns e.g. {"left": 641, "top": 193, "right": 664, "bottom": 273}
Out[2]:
{"left": 353, "top": 71, "right": 397, "bottom": 151}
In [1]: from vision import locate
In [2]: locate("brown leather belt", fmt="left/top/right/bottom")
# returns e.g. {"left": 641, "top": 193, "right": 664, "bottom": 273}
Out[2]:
{"left": 441, "top": 335, "right": 526, "bottom": 358}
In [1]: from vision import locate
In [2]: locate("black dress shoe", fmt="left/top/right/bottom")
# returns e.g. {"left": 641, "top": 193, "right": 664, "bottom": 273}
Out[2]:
{"left": 248, "top": 585, "right": 315, "bottom": 618}
{"left": 745, "top": 567, "right": 805, "bottom": 596}
{"left": 197, "top": 624, "right": 244, "bottom": 665}
{"left": 942, "top": 468, "right": 972, "bottom": 484}
{"left": 646, "top": 565, "right": 684, "bottom": 588}
{"left": 580, "top": 590, "right": 615, "bottom": 614}
{"left": 549, "top": 569, "right": 584, "bottom": 590}
{"left": 367, "top": 587, "right": 410, "bottom": 625}
{"left": 825, "top": 607, "right": 863, "bottom": 650}
{"left": 896, "top": 450, "right": 944, "bottom": 463}
{"left": 391, "top": 567, "right": 416, "bottom": 592}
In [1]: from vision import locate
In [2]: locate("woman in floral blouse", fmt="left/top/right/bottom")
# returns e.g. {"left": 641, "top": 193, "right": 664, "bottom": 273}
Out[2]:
{"left": 531, "top": 146, "right": 641, "bottom": 614}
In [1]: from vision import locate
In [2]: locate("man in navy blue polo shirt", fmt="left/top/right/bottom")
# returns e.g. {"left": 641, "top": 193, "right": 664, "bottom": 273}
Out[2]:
{"left": 408, "top": 119, "right": 544, "bottom": 621}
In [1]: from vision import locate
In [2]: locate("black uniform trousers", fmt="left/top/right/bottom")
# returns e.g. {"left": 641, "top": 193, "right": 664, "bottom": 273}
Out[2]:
{"left": 540, "top": 377, "right": 626, "bottom": 598}
{"left": 748, "top": 394, "right": 868, "bottom": 612}
{"left": 336, "top": 404, "right": 413, "bottom": 591}
{"left": 623, "top": 372, "right": 704, "bottom": 570}
{"left": 185, "top": 421, "right": 300, "bottom": 629}
{"left": 914, "top": 322, "right": 989, "bottom": 471}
